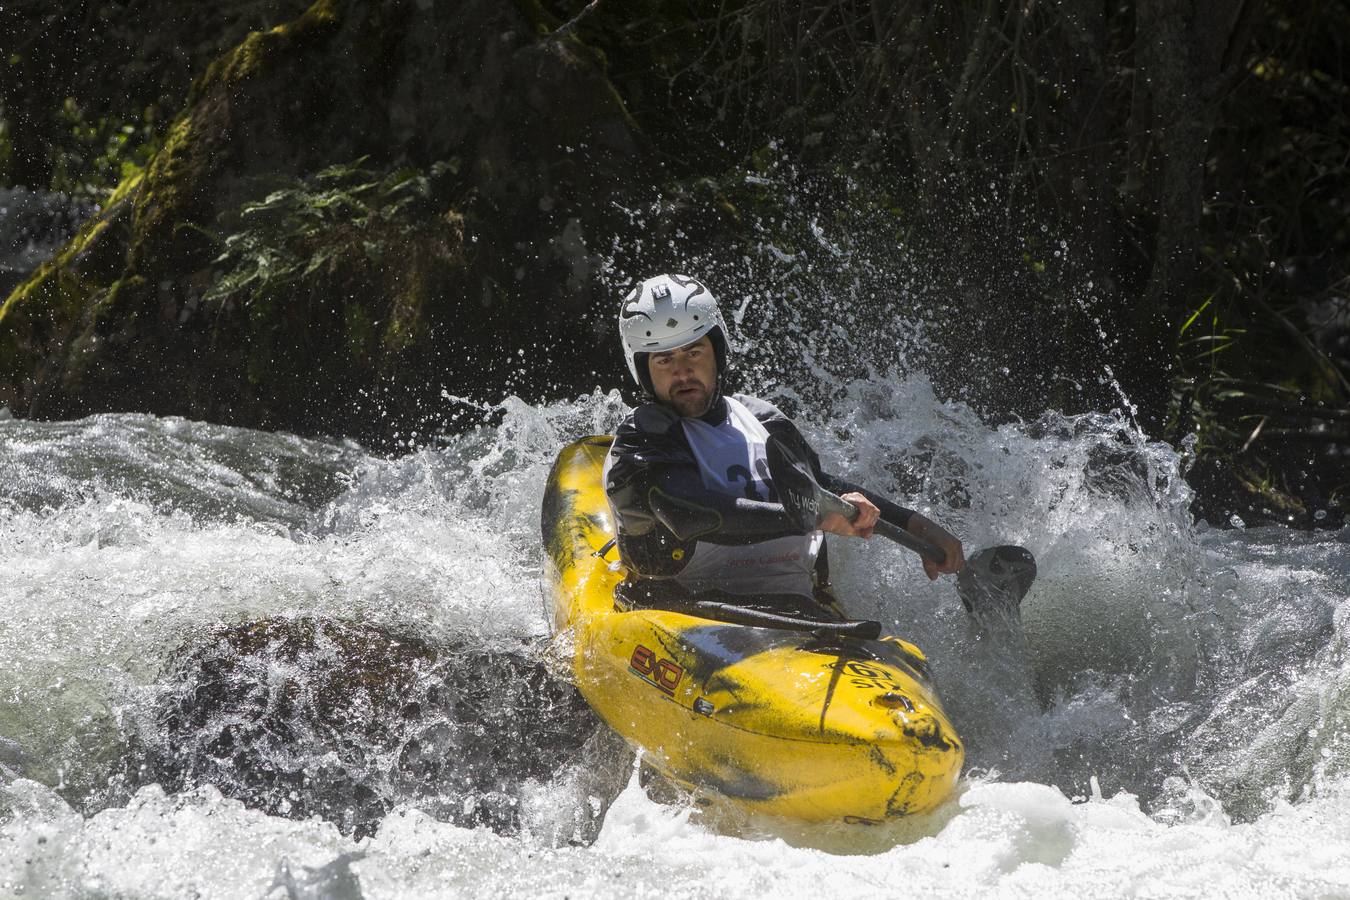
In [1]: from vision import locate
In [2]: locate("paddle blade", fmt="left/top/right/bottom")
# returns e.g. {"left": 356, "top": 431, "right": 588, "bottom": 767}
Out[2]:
{"left": 765, "top": 435, "right": 826, "bottom": 532}
{"left": 957, "top": 545, "right": 1038, "bottom": 701}
{"left": 956, "top": 544, "right": 1037, "bottom": 649}
{"left": 957, "top": 545, "right": 1036, "bottom": 615}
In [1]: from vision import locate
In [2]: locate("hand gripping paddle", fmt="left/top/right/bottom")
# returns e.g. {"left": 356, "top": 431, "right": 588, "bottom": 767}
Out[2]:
{"left": 765, "top": 435, "right": 1037, "bottom": 633}
{"left": 766, "top": 436, "right": 949, "bottom": 564}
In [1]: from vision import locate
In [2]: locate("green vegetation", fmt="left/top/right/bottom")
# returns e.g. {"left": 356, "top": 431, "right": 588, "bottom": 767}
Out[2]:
{"left": 29, "top": 101, "right": 157, "bottom": 203}
{"left": 0, "top": 0, "right": 311, "bottom": 195}
{"left": 1171, "top": 9, "right": 1350, "bottom": 523}
{"left": 1, "top": 0, "right": 1345, "bottom": 523}
{"left": 205, "top": 158, "right": 462, "bottom": 374}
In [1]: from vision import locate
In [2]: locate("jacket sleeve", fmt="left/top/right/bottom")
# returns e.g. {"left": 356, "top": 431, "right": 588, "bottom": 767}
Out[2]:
{"left": 818, "top": 472, "right": 916, "bottom": 530}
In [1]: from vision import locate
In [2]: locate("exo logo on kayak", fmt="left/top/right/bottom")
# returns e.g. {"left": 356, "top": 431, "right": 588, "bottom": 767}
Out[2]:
{"left": 630, "top": 644, "right": 684, "bottom": 696}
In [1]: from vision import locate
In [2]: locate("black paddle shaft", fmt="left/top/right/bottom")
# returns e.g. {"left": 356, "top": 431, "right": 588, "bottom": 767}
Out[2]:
{"left": 765, "top": 436, "right": 948, "bottom": 565}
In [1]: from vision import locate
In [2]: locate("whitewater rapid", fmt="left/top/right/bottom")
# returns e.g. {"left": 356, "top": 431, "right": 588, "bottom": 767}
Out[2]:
{"left": 1, "top": 383, "right": 1348, "bottom": 898}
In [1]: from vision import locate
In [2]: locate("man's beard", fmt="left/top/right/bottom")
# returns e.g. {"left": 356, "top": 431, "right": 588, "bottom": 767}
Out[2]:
{"left": 670, "top": 381, "right": 712, "bottom": 417}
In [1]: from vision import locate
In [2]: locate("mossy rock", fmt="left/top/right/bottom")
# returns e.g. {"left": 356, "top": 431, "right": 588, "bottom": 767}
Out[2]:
{"left": 2, "top": 0, "right": 648, "bottom": 442}
{"left": 129, "top": 0, "right": 343, "bottom": 278}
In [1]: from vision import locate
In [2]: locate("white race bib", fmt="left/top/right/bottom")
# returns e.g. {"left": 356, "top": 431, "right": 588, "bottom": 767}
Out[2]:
{"left": 675, "top": 397, "right": 821, "bottom": 598}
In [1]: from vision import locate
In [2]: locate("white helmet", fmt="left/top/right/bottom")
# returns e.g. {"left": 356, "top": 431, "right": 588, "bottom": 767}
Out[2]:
{"left": 619, "top": 274, "right": 729, "bottom": 394}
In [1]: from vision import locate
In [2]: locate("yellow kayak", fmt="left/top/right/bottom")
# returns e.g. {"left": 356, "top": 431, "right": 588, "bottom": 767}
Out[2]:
{"left": 541, "top": 436, "right": 964, "bottom": 822}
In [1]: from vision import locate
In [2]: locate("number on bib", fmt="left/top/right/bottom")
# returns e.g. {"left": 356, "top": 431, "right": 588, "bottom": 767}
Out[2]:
{"left": 726, "top": 464, "right": 762, "bottom": 501}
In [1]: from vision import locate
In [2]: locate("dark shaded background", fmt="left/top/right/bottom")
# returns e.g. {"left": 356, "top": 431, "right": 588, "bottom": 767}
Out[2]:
{"left": 1, "top": 0, "right": 1347, "bottom": 523}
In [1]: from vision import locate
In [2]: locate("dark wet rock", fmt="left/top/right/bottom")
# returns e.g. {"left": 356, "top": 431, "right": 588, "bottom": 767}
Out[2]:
{"left": 123, "top": 617, "right": 629, "bottom": 842}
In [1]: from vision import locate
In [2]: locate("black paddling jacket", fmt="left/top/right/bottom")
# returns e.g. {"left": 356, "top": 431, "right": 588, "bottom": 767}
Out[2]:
{"left": 604, "top": 394, "right": 914, "bottom": 582}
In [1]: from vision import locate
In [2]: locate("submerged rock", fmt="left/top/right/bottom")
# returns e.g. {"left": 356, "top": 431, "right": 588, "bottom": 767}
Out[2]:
{"left": 124, "top": 617, "right": 631, "bottom": 843}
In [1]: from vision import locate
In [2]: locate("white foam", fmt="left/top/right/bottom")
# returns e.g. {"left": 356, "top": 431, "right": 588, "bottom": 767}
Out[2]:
{"left": 1, "top": 388, "right": 1348, "bottom": 898}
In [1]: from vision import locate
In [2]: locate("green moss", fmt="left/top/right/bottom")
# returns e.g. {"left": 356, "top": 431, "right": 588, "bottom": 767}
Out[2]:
{"left": 130, "top": 114, "right": 200, "bottom": 264}
{"left": 382, "top": 282, "right": 422, "bottom": 355}
{"left": 510, "top": 1, "right": 643, "bottom": 139}
{"left": 0, "top": 164, "right": 161, "bottom": 414}
{"left": 204, "top": 0, "right": 339, "bottom": 92}
{"left": 0, "top": 170, "right": 143, "bottom": 346}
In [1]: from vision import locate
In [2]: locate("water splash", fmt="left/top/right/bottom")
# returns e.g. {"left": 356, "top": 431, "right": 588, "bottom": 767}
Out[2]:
{"left": 1, "top": 381, "right": 1349, "bottom": 895}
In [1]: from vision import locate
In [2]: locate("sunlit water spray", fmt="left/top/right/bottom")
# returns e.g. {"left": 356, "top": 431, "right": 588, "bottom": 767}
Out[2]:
{"left": 3, "top": 164, "right": 1349, "bottom": 895}
{"left": 1, "top": 374, "right": 1348, "bottom": 896}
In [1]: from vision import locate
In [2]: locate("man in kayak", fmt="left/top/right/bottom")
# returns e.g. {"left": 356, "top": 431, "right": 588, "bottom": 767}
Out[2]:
{"left": 604, "top": 273, "right": 964, "bottom": 618}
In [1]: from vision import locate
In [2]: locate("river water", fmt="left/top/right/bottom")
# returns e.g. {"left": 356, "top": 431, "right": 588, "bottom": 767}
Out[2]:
{"left": 1, "top": 375, "right": 1348, "bottom": 898}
